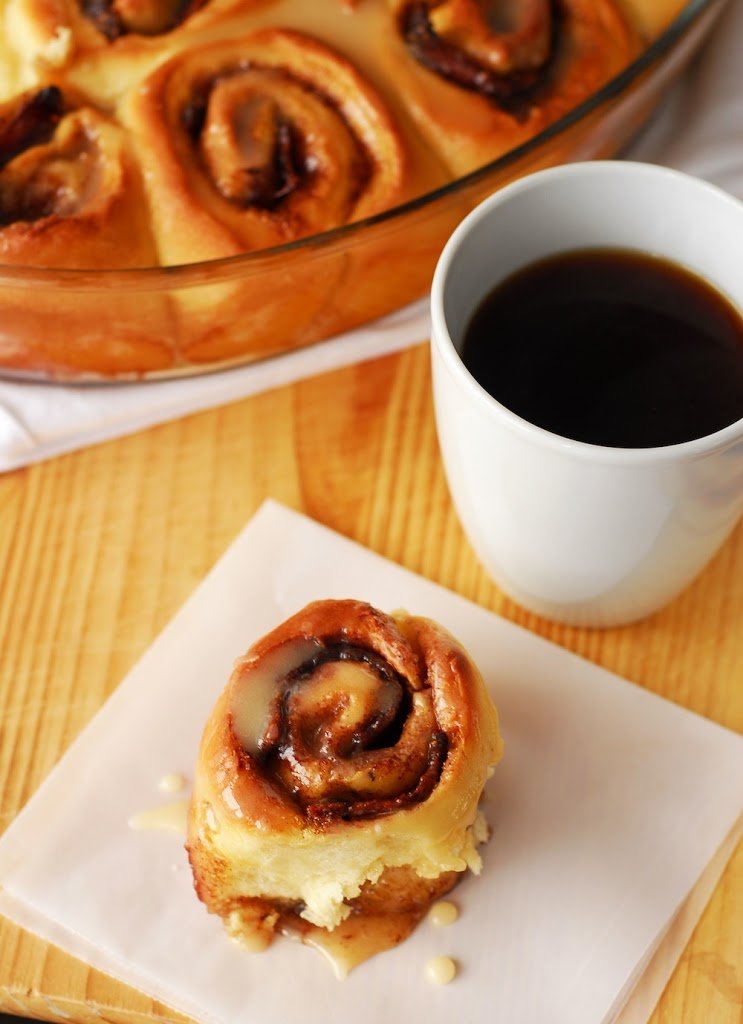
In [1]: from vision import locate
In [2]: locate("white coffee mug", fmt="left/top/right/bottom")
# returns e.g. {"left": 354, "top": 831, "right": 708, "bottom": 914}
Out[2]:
{"left": 431, "top": 161, "right": 743, "bottom": 627}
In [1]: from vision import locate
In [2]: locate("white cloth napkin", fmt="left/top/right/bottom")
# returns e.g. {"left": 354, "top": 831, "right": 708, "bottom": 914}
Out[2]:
{"left": 0, "top": 1, "right": 742, "bottom": 473}
{"left": 0, "top": 500, "right": 741, "bottom": 1024}
{"left": 0, "top": 299, "right": 430, "bottom": 472}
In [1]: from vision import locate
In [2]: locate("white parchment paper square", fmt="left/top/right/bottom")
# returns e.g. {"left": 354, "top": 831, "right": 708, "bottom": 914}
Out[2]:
{"left": 0, "top": 500, "right": 741, "bottom": 1024}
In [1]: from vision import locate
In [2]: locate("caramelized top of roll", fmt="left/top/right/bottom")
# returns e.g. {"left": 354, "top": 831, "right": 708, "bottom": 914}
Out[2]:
{"left": 401, "top": 0, "right": 553, "bottom": 112}
{"left": 228, "top": 601, "right": 453, "bottom": 823}
{"left": 397, "top": 0, "right": 637, "bottom": 116}
{"left": 0, "top": 84, "right": 162, "bottom": 276}
{"left": 181, "top": 67, "right": 370, "bottom": 215}
{"left": 188, "top": 599, "right": 503, "bottom": 934}
{"left": 0, "top": 86, "right": 65, "bottom": 171}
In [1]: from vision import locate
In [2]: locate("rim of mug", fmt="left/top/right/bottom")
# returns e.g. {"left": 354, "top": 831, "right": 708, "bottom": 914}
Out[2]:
{"left": 431, "top": 160, "right": 743, "bottom": 464}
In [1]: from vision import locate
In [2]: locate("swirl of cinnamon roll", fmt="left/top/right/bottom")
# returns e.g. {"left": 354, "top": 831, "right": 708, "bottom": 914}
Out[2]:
{"left": 122, "top": 29, "right": 413, "bottom": 262}
{"left": 384, "top": 0, "right": 642, "bottom": 174}
{"left": 0, "top": 84, "right": 174, "bottom": 374}
{"left": 119, "top": 28, "right": 423, "bottom": 362}
{"left": 402, "top": 0, "right": 553, "bottom": 111}
{"left": 187, "top": 600, "right": 502, "bottom": 974}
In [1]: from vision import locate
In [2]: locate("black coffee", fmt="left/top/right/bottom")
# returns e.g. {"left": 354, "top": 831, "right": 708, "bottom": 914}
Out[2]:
{"left": 460, "top": 249, "right": 743, "bottom": 448}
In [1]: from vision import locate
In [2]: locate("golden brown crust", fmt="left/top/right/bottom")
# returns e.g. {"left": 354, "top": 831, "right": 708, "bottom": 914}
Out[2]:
{"left": 186, "top": 599, "right": 503, "bottom": 968}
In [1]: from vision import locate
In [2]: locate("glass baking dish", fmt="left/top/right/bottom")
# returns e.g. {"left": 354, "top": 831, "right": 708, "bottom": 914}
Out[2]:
{"left": 0, "top": 0, "right": 728, "bottom": 381}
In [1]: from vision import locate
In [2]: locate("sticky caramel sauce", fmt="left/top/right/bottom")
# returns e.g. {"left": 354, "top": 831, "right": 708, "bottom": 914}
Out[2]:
{"left": 264, "top": 864, "right": 461, "bottom": 976}
{"left": 280, "top": 909, "right": 425, "bottom": 979}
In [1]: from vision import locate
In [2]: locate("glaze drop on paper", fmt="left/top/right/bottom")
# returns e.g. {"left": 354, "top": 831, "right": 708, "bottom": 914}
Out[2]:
{"left": 425, "top": 956, "right": 457, "bottom": 985}
{"left": 128, "top": 799, "right": 189, "bottom": 834}
{"left": 158, "top": 772, "right": 186, "bottom": 794}
{"left": 427, "top": 901, "right": 459, "bottom": 927}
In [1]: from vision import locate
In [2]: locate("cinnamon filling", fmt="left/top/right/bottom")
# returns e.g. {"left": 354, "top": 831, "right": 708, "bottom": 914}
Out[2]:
{"left": 79, "top": 0, "right": 208, "bottom": 39}
{"left": 237, "top": 639, "right": 448, "bottom": 823}
{"left": 0, "top": 88, "right": 100, "bottom": 227}
{"left": 0, "top": 87, "right": 65, "bottom": 171}
{"left": 0, "top": 126, "right": 98, "bottom": 226}
{"left": 402, "top": 0, "right": 558, "bottom": 113}
{"left": 198, "top": 88, "right": 303, "bottom": 209}
{"left": 179, "top": 59, "right": 377, "bottom": 222}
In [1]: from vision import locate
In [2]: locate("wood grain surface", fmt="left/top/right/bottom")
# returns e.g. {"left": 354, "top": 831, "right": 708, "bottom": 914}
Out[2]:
{"left": 0, "top": 342, "right": 741, "bottom": 1023}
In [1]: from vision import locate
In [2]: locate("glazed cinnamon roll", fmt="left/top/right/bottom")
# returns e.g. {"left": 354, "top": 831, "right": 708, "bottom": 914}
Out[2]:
{"left": 187, "top": 600, "right": 503, "bottom": 976}
{"left": 120, "top": 27, "right": 432, "bottom": 362}
{"left": 383, "top": 0, "right": 642, "bottom": 174}
{"left": 0, "top": 84, "right": 174, "bottom": 373}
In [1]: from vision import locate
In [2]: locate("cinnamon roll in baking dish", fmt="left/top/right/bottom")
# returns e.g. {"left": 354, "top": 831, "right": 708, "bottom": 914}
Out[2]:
{"left": 0, "top": 0, "right": 673, "bottom": 375}
{"left": 0, "top": 84, "right": 155, "bottom": 268}
{"left": 122, "top": 29, "right": 422, "bottom": 264}
{"left": 0, "top": 84, "right": 174, "bottom": 373}
{"left": 119, "top": 27, "right": 435, "bottom": 361}
{"left": 187, "top": 600, "right": 503, "bottom": 975}
{"left": 383, "top": 0, "right": 641, "bottom": 174}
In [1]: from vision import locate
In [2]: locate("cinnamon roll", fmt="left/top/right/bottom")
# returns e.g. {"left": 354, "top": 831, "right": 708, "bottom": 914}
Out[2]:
{"left": 383, "top": 0, "right": 642, "bottom": 174}
{"left": 2, "top": 0, "right": 270, "bottom": 90}
{"left": 120, "top": 27, "right": 434, "bottom": 362}
{"left": 187, "top": 600, "right": 503, "bottom": 976}
{"left": 0, "top": 83, "right": 174, "bottom": 373}
{"left": 0, "top": 84, "right": 153, "bottom": 267}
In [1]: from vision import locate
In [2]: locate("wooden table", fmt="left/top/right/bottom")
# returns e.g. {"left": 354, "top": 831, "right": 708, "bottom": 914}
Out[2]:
{"left": 0, "top": 342, "right": 741, "bottom": 1023}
